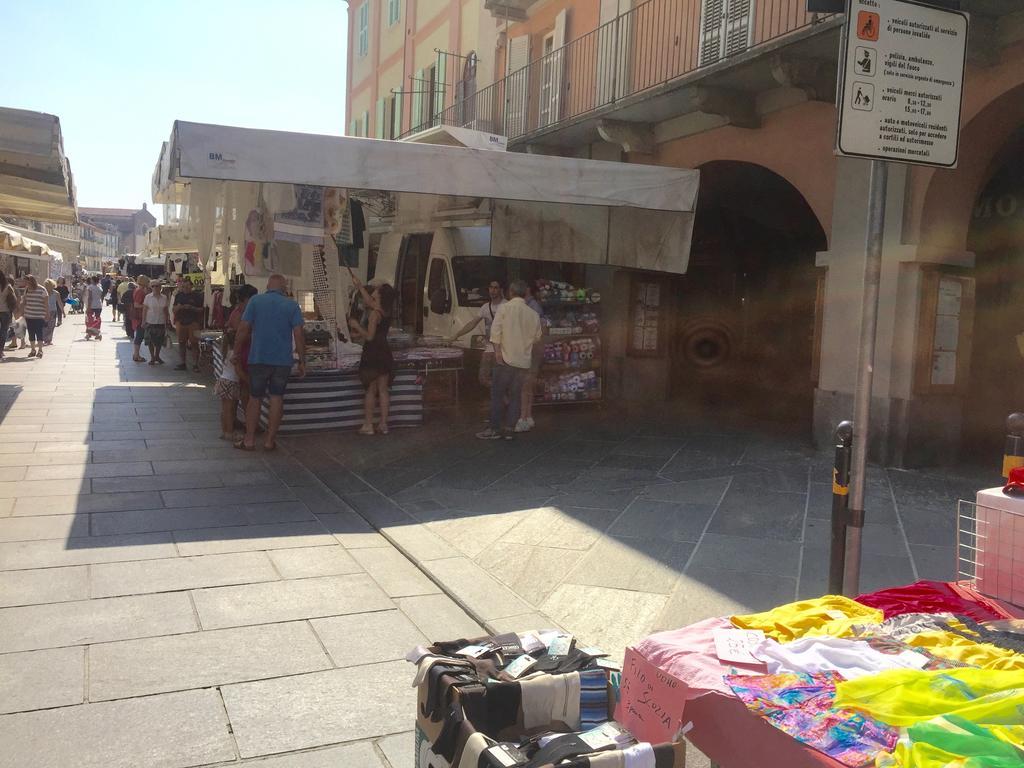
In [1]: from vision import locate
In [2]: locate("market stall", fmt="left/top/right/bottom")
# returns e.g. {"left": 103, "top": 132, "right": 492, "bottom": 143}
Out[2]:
{"left": 151, "top": 121, "right": 699, "bottom": 429}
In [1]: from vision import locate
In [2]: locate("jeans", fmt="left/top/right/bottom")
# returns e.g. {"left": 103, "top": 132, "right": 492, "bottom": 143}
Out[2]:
{"left": 0, "top": 312, "right": 10, "bottom": 353}
{"left": 490, "top": 363, "right": 525, "bottom": 432}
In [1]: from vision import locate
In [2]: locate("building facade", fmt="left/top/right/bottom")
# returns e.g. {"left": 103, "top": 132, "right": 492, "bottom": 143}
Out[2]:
{"left": 79, "top": 221, "right": 119, "bottom": 272}
{"left": 347, "top": 0, "right": 1024, "bottom": 466}
{"left": 79, "top": 204, "right": 156, "bottom": 257}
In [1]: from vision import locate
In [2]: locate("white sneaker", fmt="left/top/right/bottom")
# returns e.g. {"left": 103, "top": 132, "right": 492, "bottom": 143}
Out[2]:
{"left": 526, "top": 417, "right": 535, "bottom": 429}
{"left": 514, "top": 419, "right": 531, "bottom": 433}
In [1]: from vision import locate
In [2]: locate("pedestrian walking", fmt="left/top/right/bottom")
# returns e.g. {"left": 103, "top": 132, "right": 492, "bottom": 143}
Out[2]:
{"left": 142, "top": 280, "right": 170, "bottom": 365}
{"left": 42, "top": 278, "right": 60, "bottom": 345}
{"left": 119, "top": 279, "right": 136, "bottom": 338}
{"left": 19, "top": 274, "right": 51, "bottom": 359}
{"left": 85, "top": 275, "right": 104, "bottom": 320}
{"left": 131, "top": 275, "right": 151, "bottom": 362}
{"left": 226, "top": 284, "right": 258, "bottom": 416}
{"left": 216, "top": 332, "right": 245, "bottom": 440}
{"left": 476, "top": 279, "right": 541, "bottom": 440}
{"left": 55, "top": 277, "right": 68, "bottom": 326}
{"left": 172, "top": 279, "right": 204, "bottom": 372}
{"left": 517, "top": 280, "right": 544, "bottom": 433}
{"left": 0, "top": 271, "right": 16, "bottom": 361}
{"left": 347, "top": 275, "right": 395, "bottom": 435}
{"left": 233, "top": 274, "right": 305, "bottom": 451}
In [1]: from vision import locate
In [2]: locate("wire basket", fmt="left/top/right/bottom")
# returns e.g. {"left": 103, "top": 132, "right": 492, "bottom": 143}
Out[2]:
{"left": 958, "top": 495, "right": 1024, "bottom": 606}
{"left": 956, "top": 500, "right": 986, "bottom": 586}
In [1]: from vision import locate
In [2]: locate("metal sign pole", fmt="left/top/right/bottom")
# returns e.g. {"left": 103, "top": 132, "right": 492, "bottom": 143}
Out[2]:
{"left": 844, "top": 158, "right": 889, "bottom": 596}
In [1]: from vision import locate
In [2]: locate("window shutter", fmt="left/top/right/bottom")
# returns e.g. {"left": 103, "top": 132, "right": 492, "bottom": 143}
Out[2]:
{"left": 362, "top": 110, "right": 370, "bottom": 137}
{"left": 349, "top": 118, "right": 357, "bottom": 136}
{"left": 699, "top": 0, "right": 725, "bottom": 66}
{"left": 505, "top": 35, "right": 530, "bottom": 137}
{"left": 724, "top": 0, "right": 753, "bottom": 57}
{"left": 553, "top": 8, "right": 568, "bottom": 48}
{"left": 435, "top": 54, "right": 447, "bottom": 124}
{"left": 375, "top": 98, "right": 385, "bottom": 138}
{"left": 393, "top": 93, "right": 403, "bottom": 138}
{"left": 507, "top": 34, "right": 530, "bottom": 74}
{"left": 411, "top": 68, "right": 424, "bottom": 131}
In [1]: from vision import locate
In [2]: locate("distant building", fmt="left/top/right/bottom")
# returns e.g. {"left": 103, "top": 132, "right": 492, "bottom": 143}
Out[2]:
{"left": 79, "top": 204, "right": 156, "bottom": 258}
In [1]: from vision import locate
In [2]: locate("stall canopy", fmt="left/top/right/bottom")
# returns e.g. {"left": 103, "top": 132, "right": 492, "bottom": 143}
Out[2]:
{"left": 0, "top": 223, "right": 60, "bottom": 262}
{"left": 142, "top": 222, "right": 197, "bottom": 256}
{"left": 0, "top": 221, "right": 80, "bottom": 259}
{"left": 0, "top": 108, "right": 77, "bottom": 224}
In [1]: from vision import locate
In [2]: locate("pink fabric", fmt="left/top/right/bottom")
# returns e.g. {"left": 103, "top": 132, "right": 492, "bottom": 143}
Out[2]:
{"left": 632, "top": 616, "right": 768, "bottom": 700}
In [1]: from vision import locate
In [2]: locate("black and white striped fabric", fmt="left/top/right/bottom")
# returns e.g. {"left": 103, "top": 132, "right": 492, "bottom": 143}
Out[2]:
{"left": 311, "top": 243, "right": 336, "bottom": 330}
{"left": 213, "top": 347, "right": 423, "bottom": 433}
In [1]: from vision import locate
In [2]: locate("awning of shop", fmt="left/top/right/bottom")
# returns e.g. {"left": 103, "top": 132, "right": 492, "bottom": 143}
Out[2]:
{"left": 131, "top": 252, "right": 167, "bottom": 267}
{"left": 0, "top": 107, "right": 77, "bottom": 224}
{"left": 0, "top": 223, "right": 58, "bottom": 261}
{"left": 153, "top": 121, "right": 698, "bottom": 213}
{"left": 142, "top": 222, "right": 197, "bottom": 256}
{"left": 0, "top": 222, "right": 80, "bottom": 259}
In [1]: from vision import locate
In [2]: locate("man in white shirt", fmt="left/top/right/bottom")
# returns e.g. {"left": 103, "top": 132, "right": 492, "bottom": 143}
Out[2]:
{"left": 450, "top": 279, "right": 506, "bottom": 387}
{"left": 477, "top": 279, "right": 541, "bottom": 440}
{"left": 85, "top": 276, "right": 104, "bottom": 320}
{"left": 142, "top": 281, "right": 171, "bottom": 365}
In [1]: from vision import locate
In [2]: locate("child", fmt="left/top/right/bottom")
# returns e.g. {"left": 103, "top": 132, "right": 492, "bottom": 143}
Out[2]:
{"left": 215, "top": 332, "right": 244, "bottom": 440}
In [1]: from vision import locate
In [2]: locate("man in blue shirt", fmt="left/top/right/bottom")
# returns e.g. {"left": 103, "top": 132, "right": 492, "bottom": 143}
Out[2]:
{"left": 233, "top": 274, "right": 305, "bottom": 450}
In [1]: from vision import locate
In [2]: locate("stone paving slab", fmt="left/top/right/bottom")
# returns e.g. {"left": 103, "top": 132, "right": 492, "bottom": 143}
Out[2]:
{"left": 173, "top": 520, "right": 335, "bottom": 556}
{"left": 310, "top": 610, "right": 427, "bottom": 668}
{"left": 0, "top": 646, "right": 85, "bottom": 714}
{"left": 89, "top": 551, "right": 280, "bottom": 598}
{"left": 0, "top": 689, "right": 236, "bottom": 768}
{"left": 0, "top": 514, "right": 89, "bottom": 542}
{"left": 88, "top": 622, "right": 332, "bottom": 700}
{"left": 0, "top": 591, "right": 198, "bottom": 653}
{"left": 242, "top": 742, "right": 387, "bottom": 767}
{"left": 191, "top": 573, "right": 393, "bottom": 629}
{"left": 349, "top": 547, "right": 440, "bottom": 597}
{"left": 0, "top": 565, "right": 89, "bottom": 608}
{"left": 221, "top": 660, "right": 414, "bottom": 758}
{"left": 0, "top": 532, "right": 178, "bottom": 569}
{"left": 267, "top": 545, "right": 363, "bottom": 579}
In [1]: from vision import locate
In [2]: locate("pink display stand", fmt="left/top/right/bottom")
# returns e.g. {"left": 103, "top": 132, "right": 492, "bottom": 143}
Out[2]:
{"left": 974, "top": 488, "right": 1024, "bottom": 607}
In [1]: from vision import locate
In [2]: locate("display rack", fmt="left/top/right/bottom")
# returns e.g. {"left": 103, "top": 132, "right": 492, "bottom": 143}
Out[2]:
{"left": 535, "top": 296, "right": 602, "bottom": 405}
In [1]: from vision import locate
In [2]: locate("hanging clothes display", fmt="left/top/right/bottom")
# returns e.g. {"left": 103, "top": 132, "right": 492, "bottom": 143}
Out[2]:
{"left": 273, "top": 184, "right": 324, "bottom": 244}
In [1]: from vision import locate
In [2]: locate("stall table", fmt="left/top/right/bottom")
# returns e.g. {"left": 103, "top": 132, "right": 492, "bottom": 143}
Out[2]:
{"left": 211, "top": 341, "right": 462, "bottom": 433}
{"left": 619, "top": 581, "right": 1023, "bottom": 768}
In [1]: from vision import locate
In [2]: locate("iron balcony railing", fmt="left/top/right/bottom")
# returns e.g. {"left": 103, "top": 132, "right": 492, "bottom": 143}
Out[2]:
{"left": 402, "top": 0, "right": 835, "bottom": 142}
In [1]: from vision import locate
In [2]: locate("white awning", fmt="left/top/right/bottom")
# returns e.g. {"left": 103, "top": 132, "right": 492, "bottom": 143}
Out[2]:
{"left": 153, "top": 121, "right": 698, "bottom": 213}
{"left": 403, "top": 125, "right": 509, "bottom": 152}
{"left": 142, "top": 223, "right": 197, "bottom": 256}
{"left": 0, "top": 222, "right": 80, "bottom": 259}
{"left": 0, "top": 223, "right": 57, "bottom": 261}
{"left": 0, "top": 108, "right": 77, "bottom": 224}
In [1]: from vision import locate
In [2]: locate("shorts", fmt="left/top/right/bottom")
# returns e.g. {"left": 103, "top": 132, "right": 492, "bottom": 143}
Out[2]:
{"left": 248, "top": 363, "right": 291, "bottom": 398}
{"left": 133, "top": 325, "right": 146, "bottom": 344}
{"left": 144, "top": 324, "right": 167, "bottom": 347}
{"left": 177, "top": 322, "right": 200, "bottom": 342}
{"left": 214, "top": 377, "right": 241, "bottom": 401}
{"left": 529, "top": 343, "right": 543, "bottom": 375}
{"left": 25, "top": 317, "right": 46, "bottom": 342}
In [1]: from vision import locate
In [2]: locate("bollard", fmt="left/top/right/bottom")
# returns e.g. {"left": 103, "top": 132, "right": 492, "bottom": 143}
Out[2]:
{"left": 1002, "top": 413, "right": 1024, "bottom": 478}
{"left": 829, "top": 421, "right": 854, "bottom": 595}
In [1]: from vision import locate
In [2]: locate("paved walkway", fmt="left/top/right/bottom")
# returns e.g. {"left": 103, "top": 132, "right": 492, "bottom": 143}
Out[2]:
{"left": 0, "top": 314, "right": 472, "bottom": 767}
{"left": 0, "top": 314, "right": 998, "bottom": 768}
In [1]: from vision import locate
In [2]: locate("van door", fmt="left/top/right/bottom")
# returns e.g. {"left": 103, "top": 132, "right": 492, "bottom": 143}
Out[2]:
{"left": 423, "top": 256, "right": 456, "bottom": 338}
{"left": 395, "top": 233, "right": 433, "bottom": 333}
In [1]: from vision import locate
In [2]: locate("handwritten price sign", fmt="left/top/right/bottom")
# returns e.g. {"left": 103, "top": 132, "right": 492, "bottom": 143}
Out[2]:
{"left": 615, "top": 648, "right": 689, "bottom": 744}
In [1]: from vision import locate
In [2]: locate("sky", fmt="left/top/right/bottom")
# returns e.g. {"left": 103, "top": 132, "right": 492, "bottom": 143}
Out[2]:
{"left": 0, "top": 0, "right": 348, "bottom": 221}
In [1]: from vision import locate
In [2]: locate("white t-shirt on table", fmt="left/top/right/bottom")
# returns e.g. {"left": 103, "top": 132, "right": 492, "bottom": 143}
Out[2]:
{"left": 143, "top": 294, "right": 169, "bottom": 325}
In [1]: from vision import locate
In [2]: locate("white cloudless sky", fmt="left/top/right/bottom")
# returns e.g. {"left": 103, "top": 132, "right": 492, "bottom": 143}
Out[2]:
{"left": 0, "top": 0, "right": 348, "bottom": 218}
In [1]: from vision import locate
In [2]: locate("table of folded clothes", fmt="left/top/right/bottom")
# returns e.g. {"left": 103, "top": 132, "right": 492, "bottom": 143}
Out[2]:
{"left": 617, "top": 580, "right": 1024, "bottom": 768}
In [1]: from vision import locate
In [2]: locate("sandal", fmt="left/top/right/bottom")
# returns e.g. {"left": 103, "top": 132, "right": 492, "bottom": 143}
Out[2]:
{"left": 357, "top": 426, "right": 375, "bottom": 436}
{"left": 233, "top": 440, "right": 256, "bottom": 451}
{"left": 263, "top": 442, "right": 277, "bottom": 452}
{"left": 377, "top": 423, "right": 389, "bottom": 435}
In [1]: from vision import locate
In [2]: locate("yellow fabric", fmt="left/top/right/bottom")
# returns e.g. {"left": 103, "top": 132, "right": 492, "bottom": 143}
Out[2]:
{"left": 902, "top": 629, "right": 1024, "bottom": 671}
{"left": 730, "top": 595, "right": 883, "bottom": 642}
{"left": 834, "top": 667, "right": 1024, "bottom": 728}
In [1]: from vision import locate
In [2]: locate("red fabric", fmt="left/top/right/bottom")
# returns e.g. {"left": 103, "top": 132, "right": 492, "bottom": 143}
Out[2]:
{"left": 854, "top": 580, "right": 1014, "bottom": 622}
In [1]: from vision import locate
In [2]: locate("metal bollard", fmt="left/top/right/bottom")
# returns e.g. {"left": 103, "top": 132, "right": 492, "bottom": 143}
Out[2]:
{"left": 1002, "top": 413, "right": 1024, "bottom": 478}
{"left": 829, "top": 421, "right": 854, "bottom": 595}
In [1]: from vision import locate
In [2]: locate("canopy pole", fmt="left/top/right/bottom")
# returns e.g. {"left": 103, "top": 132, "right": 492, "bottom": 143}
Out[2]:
{"left": 844, "top": 159, "right": 889, "bottom": 597}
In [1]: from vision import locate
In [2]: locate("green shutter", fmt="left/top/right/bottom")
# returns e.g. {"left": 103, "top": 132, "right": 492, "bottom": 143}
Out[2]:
{"left": 411, "top": 68, "right": 424, "bottom": 132}
{"left": 349, "top": 118, "right": 357, "bottom": 136}
{"left": 393, "top": 94, "right": 403, "bottom": 138}
{"left": 375, "top": 98, "right": 385, "bottom": 139}
{"left": 435, "top": 54, "right": 447, "bottom": 124}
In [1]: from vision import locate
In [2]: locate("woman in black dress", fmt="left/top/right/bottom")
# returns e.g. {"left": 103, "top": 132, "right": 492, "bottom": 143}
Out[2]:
{"left": 348, "top": 276, "right": 395, "bottom": 435}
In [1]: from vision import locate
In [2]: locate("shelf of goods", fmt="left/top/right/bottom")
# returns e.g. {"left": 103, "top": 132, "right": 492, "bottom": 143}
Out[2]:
{"left": 535, "top": 281, "right": 602, "bottom": 405}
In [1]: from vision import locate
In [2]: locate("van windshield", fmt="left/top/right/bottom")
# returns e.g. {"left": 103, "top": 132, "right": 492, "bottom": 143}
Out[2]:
{"left": 451, "top": 256, "right": 510, "bottom": 307}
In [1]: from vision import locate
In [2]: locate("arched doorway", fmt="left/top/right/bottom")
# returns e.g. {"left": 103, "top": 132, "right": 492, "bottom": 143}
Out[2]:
{"left": 962, "top": 130, "right": 1024, "bottom": 455}
{"left": 669, "top": 161, "right": 828, "bottom": 430}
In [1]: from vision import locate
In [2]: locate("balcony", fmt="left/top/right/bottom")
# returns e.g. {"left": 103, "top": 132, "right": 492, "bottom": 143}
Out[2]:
{"left": 404, "top": 0, "right": 841, "bottom": 147}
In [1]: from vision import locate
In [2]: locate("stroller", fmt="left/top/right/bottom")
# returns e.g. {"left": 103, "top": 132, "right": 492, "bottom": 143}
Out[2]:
{"left": 84, "top": 312, "right": 102, "bottom": 341}
{"left": 66, "top": 296, "right": 83, "bottom": 314}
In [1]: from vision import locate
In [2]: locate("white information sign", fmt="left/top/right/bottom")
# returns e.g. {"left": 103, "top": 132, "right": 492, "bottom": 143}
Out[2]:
{"left": 837, "top": 0, "right": 969, "bottom": 168}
